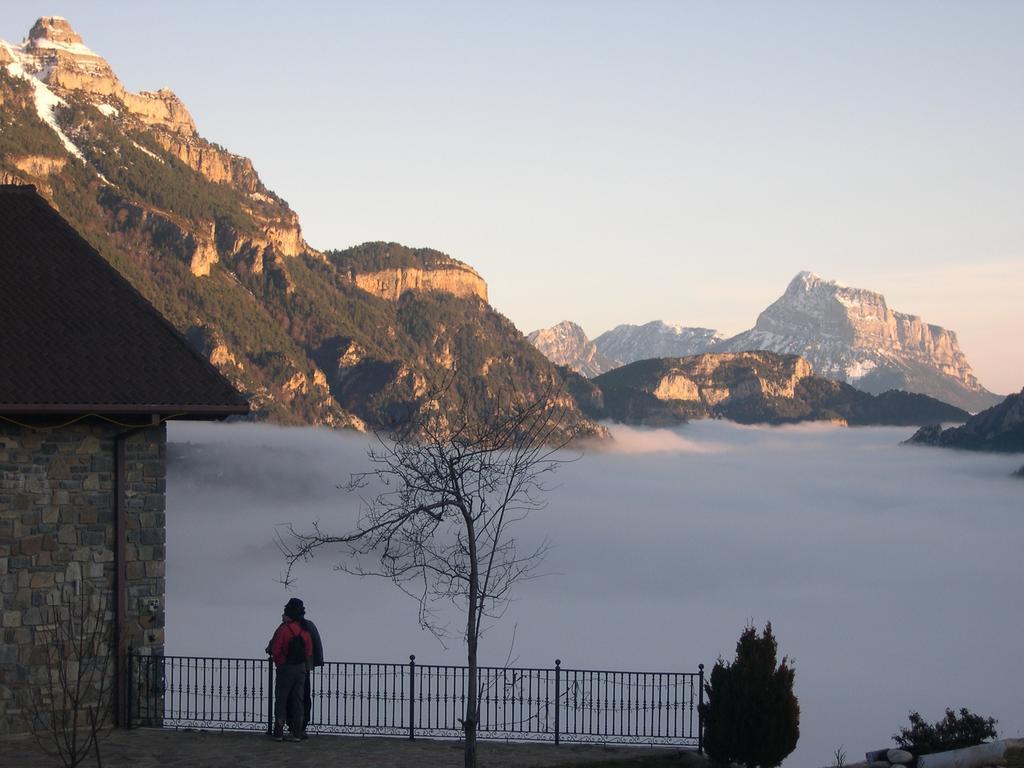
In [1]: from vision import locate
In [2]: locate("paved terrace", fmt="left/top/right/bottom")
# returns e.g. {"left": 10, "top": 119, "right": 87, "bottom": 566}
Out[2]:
{"left": 1, "top": 729, "right": 705, "bottom": 768}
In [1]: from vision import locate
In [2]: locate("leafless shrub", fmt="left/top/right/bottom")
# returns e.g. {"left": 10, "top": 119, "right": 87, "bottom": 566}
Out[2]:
{"left": 22, "top": 584, "right": 116, "bottom": 768}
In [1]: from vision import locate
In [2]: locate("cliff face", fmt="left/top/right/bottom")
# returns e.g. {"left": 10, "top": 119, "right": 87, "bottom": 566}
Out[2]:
{"left": 717, "top": 272, "right": 999, "bottom": 412}
{"left": 150, "top": 132, "right": 265, "bottom": 191}
{"left": 597, "top": 352, "right": 814, "bottom": 413}
{"left": 15, "top": 17, "right": 197, "bottom": 135}
{"left": 527, "top": 321, "right": 619, "bottom": 378}
{"left": 0, "top": 17, "right": 600, "bottom": 440}
{"left": 328, "top": 241, "right": 488, "bottom": 303}
{"left": 353, "top": 265, "right": 487, "bottom": 302}
{"left": 1, "top": 16, "right": 310, "bottom": 283}
{"left": 583, "top": 351, "right": 968, "bottom": 427}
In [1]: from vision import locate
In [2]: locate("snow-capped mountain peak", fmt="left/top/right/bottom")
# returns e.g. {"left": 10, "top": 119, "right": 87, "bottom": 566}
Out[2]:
{"left": 717, "top": 272, "right": 998, "bottom": 412}
{"left": 526, "top": 321, "right": 619, "bottom": 378}
{"left": 527, "top": 272, "right": 995, "bottom": 410}
{"left": 1, "top": 16, "right": 197, "bottom": 143}
{"left": 593, "top": 321, "right": 722, "bottom": 366}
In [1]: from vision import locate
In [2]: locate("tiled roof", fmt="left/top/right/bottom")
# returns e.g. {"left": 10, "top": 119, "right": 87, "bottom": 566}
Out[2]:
{"left": 0, "top": 185, "right": 249, "bottom": 417}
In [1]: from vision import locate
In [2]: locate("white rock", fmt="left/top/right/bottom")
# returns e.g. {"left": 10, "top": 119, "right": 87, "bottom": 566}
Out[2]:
{"left": 887, "top": 749, "right": 913, "bottom": 764}
{"left": 917, "top": 741, "right": 1009, "bottom": 768}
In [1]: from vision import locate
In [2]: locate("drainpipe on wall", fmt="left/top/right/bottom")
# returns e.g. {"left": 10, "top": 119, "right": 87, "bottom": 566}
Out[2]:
{"left": 113, "top": 430, "right": 128, "bottom": 728}
{"left": 113, "top": 419, "right": 158, "bottom": 729}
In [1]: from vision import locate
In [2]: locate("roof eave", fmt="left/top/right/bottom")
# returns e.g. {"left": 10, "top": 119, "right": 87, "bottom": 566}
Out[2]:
{"left": 0, "top": 403, "right": 251, "bottom": 418}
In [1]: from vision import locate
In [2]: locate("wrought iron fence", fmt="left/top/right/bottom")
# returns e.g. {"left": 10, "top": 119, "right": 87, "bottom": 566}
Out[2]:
{"left": 128, "top": 653, "right": 704, "bottom": 748}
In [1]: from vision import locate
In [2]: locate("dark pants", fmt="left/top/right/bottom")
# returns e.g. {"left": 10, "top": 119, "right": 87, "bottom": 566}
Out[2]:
{"left": 285, "top": 670, "right": 312, "bottom": 730}
{"left": 274, "top": 664, "right": 305, "bottom": 734}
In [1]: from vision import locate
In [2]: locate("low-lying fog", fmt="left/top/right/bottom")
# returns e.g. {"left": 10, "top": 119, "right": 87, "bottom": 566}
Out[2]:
{"left": 165, "top": 420, "right": 1023, "bottom": 767}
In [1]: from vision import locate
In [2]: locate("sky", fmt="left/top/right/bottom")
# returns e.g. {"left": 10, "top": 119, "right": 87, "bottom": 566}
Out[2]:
{"left": 165, "top": 421, "right": 1024, "bottom": 768}
{"left": 1, "top": 2, "right": 1021, "bottom": 392}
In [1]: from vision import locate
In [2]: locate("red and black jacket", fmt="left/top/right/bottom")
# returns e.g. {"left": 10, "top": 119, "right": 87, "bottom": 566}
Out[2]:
{"left": 270, "top": 619, "right": 313, "bottom": 667}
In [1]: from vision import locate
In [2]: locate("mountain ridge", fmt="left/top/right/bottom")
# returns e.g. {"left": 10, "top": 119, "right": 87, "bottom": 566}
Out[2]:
{"left": 715, "top": 271, "right": 998, "bottom": 412}
{"left": 2, "top": 17, "right": 1000, "bottom": 435}
{"left": 594, "top": 321, "right": 722, "bottom": 366}
{"left": 526, "top": 321, "right": 619, "bottom": 378}
{"left": 905, "top": 388, "right": 1024, "bottom": 452}
{"left": 529, "top": 272, "right": 999, "bottom": 413}
{"left": 575, "top": 351, "right": 970, "bottom": 427}
{"left": 0, "top": 16, "right": 602, "bottom": 439}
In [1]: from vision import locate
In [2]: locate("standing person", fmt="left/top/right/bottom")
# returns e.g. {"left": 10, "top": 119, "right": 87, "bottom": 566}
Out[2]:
{"left": 268, "top": 600, "right": 313, "bottom": 742}
{"left": 281, "top": 598, "right": 325, "bottom": 737}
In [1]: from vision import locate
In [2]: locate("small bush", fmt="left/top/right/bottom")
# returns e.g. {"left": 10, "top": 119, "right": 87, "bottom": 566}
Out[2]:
{"left": 700, "top": 623, "right": 800, "bottom": 768}
{"left": 894, "top": 707, "right": 998, "bottom": 755}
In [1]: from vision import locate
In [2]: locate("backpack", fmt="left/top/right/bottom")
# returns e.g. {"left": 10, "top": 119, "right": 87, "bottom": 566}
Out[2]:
{"left": 284, "top": 623, "right": 308, "bottom": 666}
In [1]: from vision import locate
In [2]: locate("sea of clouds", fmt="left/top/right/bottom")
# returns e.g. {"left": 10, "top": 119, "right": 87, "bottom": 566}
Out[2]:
{"left": 165, "top": 420, "right": 1024, "bottom": 767}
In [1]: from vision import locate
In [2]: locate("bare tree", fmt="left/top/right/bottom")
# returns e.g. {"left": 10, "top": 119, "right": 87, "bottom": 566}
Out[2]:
{"left": 22, "top": 584, "right": 116, "bottom": 768}
{"left": 280, "top": 387, "right": 578, "bottom": 768}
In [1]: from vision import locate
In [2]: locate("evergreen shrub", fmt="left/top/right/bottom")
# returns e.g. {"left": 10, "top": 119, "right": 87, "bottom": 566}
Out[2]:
{"left": 894, "top": 708, "right": 998, "bottom": 755}
{"left": 701, "top": 622, "right": 800, "bottom": 768}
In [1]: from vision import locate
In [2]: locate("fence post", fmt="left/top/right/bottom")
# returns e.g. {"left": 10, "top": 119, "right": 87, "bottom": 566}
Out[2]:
{"left": 408, "top": 655, "right": 416, "bottom": 740}
{"left": 554, "top": 659, "right": 561, "bottom": 745}
{"left": 697, "top": 663, "right": 704, "bottom": 754}
{"left": 267, "top": 655, "right": 274, "bottom": 736}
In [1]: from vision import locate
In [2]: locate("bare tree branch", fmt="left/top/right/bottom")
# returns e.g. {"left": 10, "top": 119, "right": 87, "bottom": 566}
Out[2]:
{"left": 21, "top": 584, "right": 116, "bottom": 768}
{"left": 279, "top": 381, "right": 579, "bottom": 768}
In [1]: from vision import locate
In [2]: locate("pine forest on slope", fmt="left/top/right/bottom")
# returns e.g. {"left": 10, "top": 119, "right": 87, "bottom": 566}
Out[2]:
{"left": 906, "top": 388, "right": 1024, "bottom": 453}
{"left": 0, "top": 17, "right": 599, "bottom": 439}
{"left": 1, "top": 17, "right": 995, "bottom": 435}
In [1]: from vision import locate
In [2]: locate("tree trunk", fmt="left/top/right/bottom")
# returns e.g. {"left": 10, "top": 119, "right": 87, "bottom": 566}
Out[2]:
{"left": 464, "top": 631, "right": 477, "bottom": 768}
{"left": 464, "top": 512, "right": 479, "bottom": 768}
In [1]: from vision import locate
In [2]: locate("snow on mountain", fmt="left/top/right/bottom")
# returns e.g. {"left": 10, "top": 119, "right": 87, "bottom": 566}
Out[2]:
{"left": 716, "top": 272, "right": 1000, "bottom": 412}
{"left": 0, "top": 16, "right": 604, "bottom": 438}
{"left": 1, "top": 39, "right": 87, "bottom": 162}
{"left": 1, "top": 16, "right": 198, "bottom": 147}
{"left": 543, "top": 272, "right": 998, "bottom": 412}
{"left": 593, "top": 321, "right": 722, "bottom": 365}
{"left": 526, "top": 321, "right": 619, "bottom": 378}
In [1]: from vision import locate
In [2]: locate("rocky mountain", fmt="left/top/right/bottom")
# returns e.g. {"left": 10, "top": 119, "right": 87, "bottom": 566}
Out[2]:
{"left": 0, "top": 17, "right": 601, "bottom": 439}
{"left": 526, "top": 321, "right": 619, "bottom": 378}
{"left": 593, "top": 321, "right": 722, "bottom": 366}
{"left": 541, "top": 274, "right": 996, "bottom": 414}
{"left": 572, "top": 351, "right": 969, "bottom": 427}
{"left": 333, "top": 241, "right": 488, "bottom": 303}
{"left": 716, "top": 272, "right": 999, "bottom": 413}
{"left": 905, "top": 389, "right": 1024, "bottom": 452}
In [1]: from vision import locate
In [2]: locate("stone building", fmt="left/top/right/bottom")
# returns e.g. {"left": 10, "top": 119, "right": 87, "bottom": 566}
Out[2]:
{"left": 0, "top": 185, "right": 248, "bottom": 735}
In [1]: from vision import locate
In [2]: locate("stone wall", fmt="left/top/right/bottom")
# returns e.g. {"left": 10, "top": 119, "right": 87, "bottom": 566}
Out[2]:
{"left": 0, "top": 419, "right": 166, "bottom": 735}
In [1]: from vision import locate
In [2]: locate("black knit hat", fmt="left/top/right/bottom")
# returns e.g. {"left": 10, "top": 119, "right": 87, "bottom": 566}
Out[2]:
{"left": 283, "top": 598, "right": 305, "bottom": 620}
